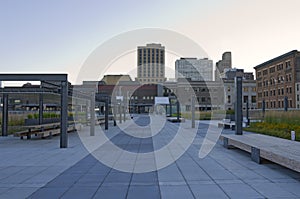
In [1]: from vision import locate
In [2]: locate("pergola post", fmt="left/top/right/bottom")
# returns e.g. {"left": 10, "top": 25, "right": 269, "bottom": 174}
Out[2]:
{"left": 123, "top": 105, "right": 126, "bottom": 122}
{"left": 235, "top": 77, "right": 243, "bottom": 135}
{"left": 105, "top": 97, "right": 109, "bottom": 130}
{"left": 191, "top": 96, "right": 195, "bottom": 128}
{"left": 1, "top": 93, "right": 8, "bottom": 136}
{"left": 90, "top": 92, "right": 95, "bottom": 136}
{"left": 176, "top": 100, "right": 180, "bottom": 122}
{"left": 39, "top": 93, "right": 43, "bottom": 125}
{"left": 60, "top": 81, "right": 68, "bottom": 148}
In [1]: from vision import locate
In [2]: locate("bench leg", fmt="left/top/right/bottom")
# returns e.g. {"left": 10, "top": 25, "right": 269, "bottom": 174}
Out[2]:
{"left": 251, "top": 147, "right": 261, "bottom": 164}
{"left": 223, "top": 137, "right": 235, "bottom": 149}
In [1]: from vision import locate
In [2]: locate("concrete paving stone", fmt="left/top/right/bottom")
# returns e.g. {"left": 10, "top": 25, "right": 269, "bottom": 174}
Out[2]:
{"left": 248, "top": 182, "right": 297, "bottom": 198}
{"left": 274, "top": 182, "right": 300, "bottom": 197}
{"left": 127, "top": 185, "right": 160, "bottom": 199}
{"left": 0, "top": 187, "right": 38, "bottom": 199}
{"left": 131, "top": 172, "right": 158, "bottom": 184}
{"left": 219, "top": 183, "right": 263, "bottom": 199}
{"left": 24, "top": 173, "right": 60, "bottom": 184}
{"left": 93, "top": 185, "right": 128, "bottom": 199}
{"left": 186, "top": 180, "right": 215, "bottom": 185}
{"left": 254, "top": 168, "right": 298, "bottom": 180}
{"left": 160, "top": 185, "right": 194, "bottom": 199}
{"left": 1, "top": 174, "right": 33, "bottom": 184}
{"left": 215, "top": 179, "right": 244, "bottom": 184}
{"left": 74, "top": 174, "right": 106, "bottom": 187}
{"left": 157, "top": 164, "right": 185, "bottom": 182}
{"left": 228, "top": 169, "right": 266, "bottom": 180}
{"left": 61, "top": 186, "right": 98, "bottom": 199}
{"left": 28, "top": 187, "right": 69, "bottom": 199}
{"left": 190, "top": 184, "right": 229, "bottom": 199}
{"left": 0, "top": 187, "right": 10, "bottom": 194}
{"left": 202, "top": 168, "right": 239, "bottom": 180}
{"left": 103, "top": 172, "right": 132, "bottom": 184}
{"left": 46, "top": 174, "right": 83, "bottom": 187}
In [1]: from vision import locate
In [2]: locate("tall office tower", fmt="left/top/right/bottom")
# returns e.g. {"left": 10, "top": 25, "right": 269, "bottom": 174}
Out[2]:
{"left": 175, "top": 57, "right": 213, "bottom": 81}
{"left": 215, "top": 52, "right": 232, "bottom": 81}
{"left": 136, "top": 43, "right": 166, "bottom": 83}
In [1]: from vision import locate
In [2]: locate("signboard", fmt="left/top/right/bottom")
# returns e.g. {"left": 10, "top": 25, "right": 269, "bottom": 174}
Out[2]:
{"left": 116, "top": 96, "right": 123, "bottom": 101}
{"left": 155, "top": 97, "right": 169, "bottom": 105}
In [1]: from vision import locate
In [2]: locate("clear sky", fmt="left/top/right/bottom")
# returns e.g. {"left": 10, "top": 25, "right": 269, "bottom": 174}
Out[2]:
{"left": 1, "top": 0, "right": 300, "bottom": 84}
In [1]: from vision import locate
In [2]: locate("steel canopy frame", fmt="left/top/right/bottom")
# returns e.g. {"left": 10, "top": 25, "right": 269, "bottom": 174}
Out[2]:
{"left": 0, "top": 74, "right": 68, "bottom": 148}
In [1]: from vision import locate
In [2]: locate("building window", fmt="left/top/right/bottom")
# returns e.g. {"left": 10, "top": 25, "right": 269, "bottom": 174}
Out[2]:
{"left": 243, "top": 96, "right": 248, "bottom": 103}
{"left": 243, "top": 87, "right": 248, "bottom": 92}
{"left": 251, "top": 96, "right": 256, "bottom": 103}
{"left": 227, "top": 95, "right": 231, "bottom": 103}
{"left": 269, "top": 67, "right": 275, "bottom": 73}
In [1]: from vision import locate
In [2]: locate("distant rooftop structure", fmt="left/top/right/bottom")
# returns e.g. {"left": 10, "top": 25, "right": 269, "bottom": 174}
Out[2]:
{"left": 175, "top": 57, "right": 213, "bottom": 81}
{"left": 101, "top": 75, "right": 132, "bottom": 85}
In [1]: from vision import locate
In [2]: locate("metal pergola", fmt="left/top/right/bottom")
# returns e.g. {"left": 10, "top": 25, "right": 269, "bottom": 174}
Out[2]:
{"left": 0, "top": 74, "right": 69, "bottom": 148}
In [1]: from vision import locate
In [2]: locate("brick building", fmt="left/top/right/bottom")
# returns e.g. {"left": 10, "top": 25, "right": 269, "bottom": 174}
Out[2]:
{"left": 254, "top": 50, "right": 300, "bottom": 109}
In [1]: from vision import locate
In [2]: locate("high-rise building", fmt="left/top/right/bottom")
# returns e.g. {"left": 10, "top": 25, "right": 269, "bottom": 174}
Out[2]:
{"left": 254, "top": 50, "right": 300, "bottom": 109}
{"left": 136, "top": 43, "right": 166, "bottom": 83}
{"left": 175, "top": 58, "right": 213, "bottom": 81}
{"left": 215, "top": 52, "right": 232, "bottom": 81}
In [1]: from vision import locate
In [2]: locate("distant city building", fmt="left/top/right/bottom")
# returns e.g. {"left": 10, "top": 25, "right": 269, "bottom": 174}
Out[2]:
{"left": 175, "top": 58, "right": 213, "bottom": 81}
{"left": 223, "top": 79, "right": 257, "bottom": 110}
{"left": 296, "top": 82, "right": 300, "bottom": 109}
{"left": 101, "top": 74, "right": 132, "bottom": 85}
{"left": 244, "top": 72, "right": 255, "bottom": 80}
{"left": 136, "top": 43, "right": 166, "bottom": 83}
{"left": 254, "top": 50, "right": 300, "bottom": 109}
{"left": 215, "top": 52, "right": 232, "bottom": 81}
{"left": 163, "top": 79, "right": 225, "bottom": 111}
{"left": 221, "top": 68, "right": 254, "bottom": 80}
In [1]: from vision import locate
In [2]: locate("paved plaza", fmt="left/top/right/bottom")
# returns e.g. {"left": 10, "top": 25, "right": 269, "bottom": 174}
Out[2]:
{"left": 0, "top": 115, "right": 299, "bottom": 199}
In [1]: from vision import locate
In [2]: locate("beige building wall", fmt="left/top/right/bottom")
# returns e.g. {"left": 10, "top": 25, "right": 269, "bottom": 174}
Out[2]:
{"left": 136, "top": 43, "right": 166, "bottom": 84}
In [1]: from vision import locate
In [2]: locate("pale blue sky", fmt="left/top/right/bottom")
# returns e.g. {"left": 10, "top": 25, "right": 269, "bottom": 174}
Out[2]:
{"left": 1, "top": 0, "right": 300, "bottom": 84}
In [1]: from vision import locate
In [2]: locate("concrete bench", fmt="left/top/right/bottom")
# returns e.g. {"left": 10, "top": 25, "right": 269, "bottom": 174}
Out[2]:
{"left": 167, "top": 117, "right": 185, "bottom": 123}
{"left": 220, "top": 134, "right": 300, "bottom": 172}
{"left": 218, "top": 119, "right": 235, "bottom": 130}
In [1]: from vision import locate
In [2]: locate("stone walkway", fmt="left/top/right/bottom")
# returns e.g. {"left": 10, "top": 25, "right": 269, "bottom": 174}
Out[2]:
{"left": 0, "top": 115, "right": 299, "bottom": 198}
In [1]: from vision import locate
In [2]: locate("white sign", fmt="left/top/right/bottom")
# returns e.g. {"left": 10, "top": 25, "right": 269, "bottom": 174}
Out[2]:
{"left": 155, "top": 97, "right": 169, "bottom": 105}
{"left": 116, "top": 96, "right": 123, "bottom": 101}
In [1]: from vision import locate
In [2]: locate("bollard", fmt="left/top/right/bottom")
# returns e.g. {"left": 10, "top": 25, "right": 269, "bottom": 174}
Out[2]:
{"left": 291, "top": 131, "right": 296, "bottom": 141}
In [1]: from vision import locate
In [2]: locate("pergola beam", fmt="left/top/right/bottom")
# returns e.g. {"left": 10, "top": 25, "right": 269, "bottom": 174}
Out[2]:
{"left": 0, "top": 74, "right": 68, "bottom": 148}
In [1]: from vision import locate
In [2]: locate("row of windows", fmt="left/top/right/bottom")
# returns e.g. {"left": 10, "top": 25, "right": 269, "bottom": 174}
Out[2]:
{"left": 258, "top": 74, "right": 293, "bottom": 87}
{"left": 262, "top": 87, "right": 293, "bottom": 97}
{"left": 130, "top": 96, "right": 155, "bottom": 100}
{"left": 227, "top": 95, "right": 256, "bottom": 103}
{"left": 257, "top": 61, "right": 292, "bottom": 77}
{"left": 263, "top": 100, "right": 292, "bottom": 109}
{"left": 139, "top": 78, "right": 164, "bottom": 82}
{"left": 227, "top": 87, "right": 256, "bottom": 92}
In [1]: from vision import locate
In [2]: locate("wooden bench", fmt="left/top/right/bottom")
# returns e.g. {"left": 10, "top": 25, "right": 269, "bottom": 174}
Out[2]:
{"left": 218, "top": 119, "right": 235, "bottom": 130}
{"left": 14, "top": 122, "right": 76, "bottom": 139}
{"left": 220, "top": 134, "right": 300, "bottom": 172}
